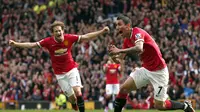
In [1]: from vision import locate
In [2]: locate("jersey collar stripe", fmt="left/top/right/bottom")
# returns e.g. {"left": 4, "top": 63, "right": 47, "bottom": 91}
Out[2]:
{"left": 129, "top": 28, "right": 133, "bottom": 39}
{"left": 78, "top": 35, "right": 81, "bottom": 43}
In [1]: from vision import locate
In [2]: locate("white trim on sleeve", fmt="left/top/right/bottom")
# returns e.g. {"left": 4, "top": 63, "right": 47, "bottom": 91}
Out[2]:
{"left": 135, "top": 39, "right": 144, "bottom": 43}
{"left": 36, "top": 42, "right": 42, "bottom": 48}
{"left": 129, "top": 28, "right": 133, "bottom": 39}
{"left": 78, "top": 35, "right": 82, "bottom": 43}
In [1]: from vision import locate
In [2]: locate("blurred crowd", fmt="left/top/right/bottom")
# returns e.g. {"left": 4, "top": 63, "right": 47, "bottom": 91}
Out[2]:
{"left": 0, "top": 0, "right": 200, "bottom": 109}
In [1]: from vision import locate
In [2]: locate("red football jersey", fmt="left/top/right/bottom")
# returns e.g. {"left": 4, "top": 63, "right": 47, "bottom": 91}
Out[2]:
{"left": 37, "top": 34, "right": 80, "bottom": 74}
{"left": 123, "top": 27, "right": 166, "bottom": 71}
{"left": 104, "top": 63, "right": 120, "bottom": 84}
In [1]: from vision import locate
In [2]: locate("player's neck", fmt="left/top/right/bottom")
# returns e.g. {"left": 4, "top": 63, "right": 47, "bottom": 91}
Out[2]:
{"left": 125, "top": 28, "right": 132, "bottom": 38}
{"left": 54, "top": 37, "right": 64, "bottom": 43}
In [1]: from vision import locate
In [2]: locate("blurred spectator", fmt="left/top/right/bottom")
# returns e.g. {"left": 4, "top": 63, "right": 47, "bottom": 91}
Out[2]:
{"left": 55, "top": 90, "right": 66, "bottom": 110}
{"left": 32, "top": 89, "right": 42, "bottom": 101}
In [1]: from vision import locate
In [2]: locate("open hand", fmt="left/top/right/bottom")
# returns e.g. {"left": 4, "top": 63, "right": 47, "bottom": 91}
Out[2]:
{"left": 108, "top": 44, "right": 121, "bottom": 55}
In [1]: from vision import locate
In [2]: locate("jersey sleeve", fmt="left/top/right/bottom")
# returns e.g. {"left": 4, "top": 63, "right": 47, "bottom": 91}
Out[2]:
{"left": 36, "top": 37, "right": 50, "bottom": 48}
{"left": 65, "top": 34, "right": 81, "bottom": 43}
{"left": 131, "top": 28, "right": 144, "bottom": 43}
{"left": 103, "top": 64, "right": 108, "bottom": 72}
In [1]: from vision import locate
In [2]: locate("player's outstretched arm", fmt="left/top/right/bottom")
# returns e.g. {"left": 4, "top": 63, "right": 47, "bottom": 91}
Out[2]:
{"left": 110, "top": 53, "right": 125, "bottom": 64}
{"left": 9, "top": 40, "right": 39, "bottom": 48}
{"left": 79, "top": 26, "right": 110, "bottom": 42}
{"left": 109, "top": 41, "right": 143, "bottom": 55}
{"left": 119, "top": 59, "right": 125, "bottom": 76}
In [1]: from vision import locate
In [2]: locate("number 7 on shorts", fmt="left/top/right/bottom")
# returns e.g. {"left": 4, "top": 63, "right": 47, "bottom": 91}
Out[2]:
{"left": 156, "top": 86, "right": 163, "bottom": 96}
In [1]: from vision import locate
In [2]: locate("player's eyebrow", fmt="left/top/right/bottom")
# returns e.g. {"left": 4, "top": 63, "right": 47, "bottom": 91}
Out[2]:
{"left": 54, "top": 28, "right": 61, "bottom": 32}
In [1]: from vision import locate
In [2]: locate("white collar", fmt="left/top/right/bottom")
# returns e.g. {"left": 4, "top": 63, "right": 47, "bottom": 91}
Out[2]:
{"left": 129, "top": 28, "right": 133, "bottom": 39}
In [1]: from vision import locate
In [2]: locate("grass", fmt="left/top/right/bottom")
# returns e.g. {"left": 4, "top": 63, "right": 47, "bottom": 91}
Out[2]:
{"left": 1, "top": 109, "right": 200, "bottom": 112}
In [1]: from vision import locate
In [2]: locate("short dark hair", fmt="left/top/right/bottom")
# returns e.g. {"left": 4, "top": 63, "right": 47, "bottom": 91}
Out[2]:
{"left": 50, "top": 20, "right": 65, "bottom": 32}
{"left": 117, "top": 14, "right": 132, "bottom": 26}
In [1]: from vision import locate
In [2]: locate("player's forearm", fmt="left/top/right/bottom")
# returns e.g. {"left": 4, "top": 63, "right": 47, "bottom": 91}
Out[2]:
{"left": 119, "top": 60, "right": 125, "bottom": 75}
{"left": 80, "top": 29, "right": 105, "bottom": 41}
{"left": 110, "top": 53, "right": 125, "bottom": 64}
{"left": 14, "top": 42, "right": 38, "bottom": 48}
{"left": 119, "top": 46, "right": 143, "bottom": 54}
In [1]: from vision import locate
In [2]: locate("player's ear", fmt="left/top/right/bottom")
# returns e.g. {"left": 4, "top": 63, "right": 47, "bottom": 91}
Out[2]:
{"left": 126, "top": 23, "right": 131, "bottom": 28}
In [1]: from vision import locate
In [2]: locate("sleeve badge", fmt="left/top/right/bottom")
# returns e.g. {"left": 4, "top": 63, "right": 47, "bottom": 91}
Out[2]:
{"left": 135, "top": 33, "right": 141, "bottom": 39}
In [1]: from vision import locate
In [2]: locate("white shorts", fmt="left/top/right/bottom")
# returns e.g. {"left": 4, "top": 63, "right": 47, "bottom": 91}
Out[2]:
{"left": 130, "top": 67, "right": 169, "bottom": 101}
{"left": 55, "top": 68, "right": 82, "bottom": 97}
{"left": 106, "top": 84, "right": 120, "bottom": 95}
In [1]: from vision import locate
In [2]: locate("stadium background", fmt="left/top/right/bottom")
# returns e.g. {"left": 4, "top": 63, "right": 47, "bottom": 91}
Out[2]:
{"left": 0, "top": 0, "right": 200, "bottom": 111}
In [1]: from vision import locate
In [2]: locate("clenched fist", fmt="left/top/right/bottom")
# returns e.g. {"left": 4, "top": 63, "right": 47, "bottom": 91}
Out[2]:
{"left": 9, "top": 40, "right": 16, "bottom": 46}
{"left": 102, "top": 26, "right": 110, "bottom": 33}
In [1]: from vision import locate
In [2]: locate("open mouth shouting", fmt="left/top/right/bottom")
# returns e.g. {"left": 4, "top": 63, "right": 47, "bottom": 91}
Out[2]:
{"left": 117, "top": 30, "right": 123, "bottom": 36}
{"left": 55, "top": 34, "right": 63, "bottom": 42}
{"left": 56, "top": 34, "right": 62, "bottom": 39}
{"left": 57, "top": 34, "right": 61, "bottom": 37}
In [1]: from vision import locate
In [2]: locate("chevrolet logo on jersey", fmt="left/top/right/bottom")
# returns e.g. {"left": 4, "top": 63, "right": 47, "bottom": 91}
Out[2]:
{"left": 109, "top": 69, "right": 116, "bottom": 74}
{"left": 54, "top": 48, "right": 68, "bottom": 56}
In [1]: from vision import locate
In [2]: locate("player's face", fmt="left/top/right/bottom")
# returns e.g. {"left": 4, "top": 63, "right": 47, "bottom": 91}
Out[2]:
{"left": 53, "top": 26, "right": 64, "bottom": 42}
{"left": 116, "top": 20, "right": 129, "bottom": 38}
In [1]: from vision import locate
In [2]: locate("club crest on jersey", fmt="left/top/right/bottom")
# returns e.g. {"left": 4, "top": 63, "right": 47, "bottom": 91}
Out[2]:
{"left": 64, "top": 40, "right": 68, "bottom": 46}
{"left": 135, "top": 33, "right": 141, "bottom": 39}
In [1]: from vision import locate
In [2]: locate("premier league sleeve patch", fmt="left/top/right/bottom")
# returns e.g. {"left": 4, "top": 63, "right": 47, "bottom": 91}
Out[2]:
{"left": 134, "top": 33, "right": 144, "bottom": 43}
{"left": 135, "top": 33, "right": 141, "bottom": 39}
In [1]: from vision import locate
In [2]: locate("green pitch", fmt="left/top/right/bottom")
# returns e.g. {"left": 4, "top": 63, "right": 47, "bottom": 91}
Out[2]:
{"left": 2, "top": 110, "right": 200, "bottom": 112}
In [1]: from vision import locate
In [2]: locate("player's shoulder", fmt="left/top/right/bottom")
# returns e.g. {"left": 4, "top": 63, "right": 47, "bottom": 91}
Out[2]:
{"left": 132, "top": 27, "right": 147, "bottom": 35}
{"left": 63, "top": 33, "right": 70, "bottom": 37}
{"left": 132, "top": 27, "right": 150, "bottom": 38}
{"left": 64, "top": 33, "right": 78, "bottom": 37}
{"left": 64, "top": 34, "right": 79, "bottom": 40}
{"left": 40, "top": 36, "right": 52, "bottom": 42}
{"left": 133, "top": 27, "right": 142, "bottom": 31}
